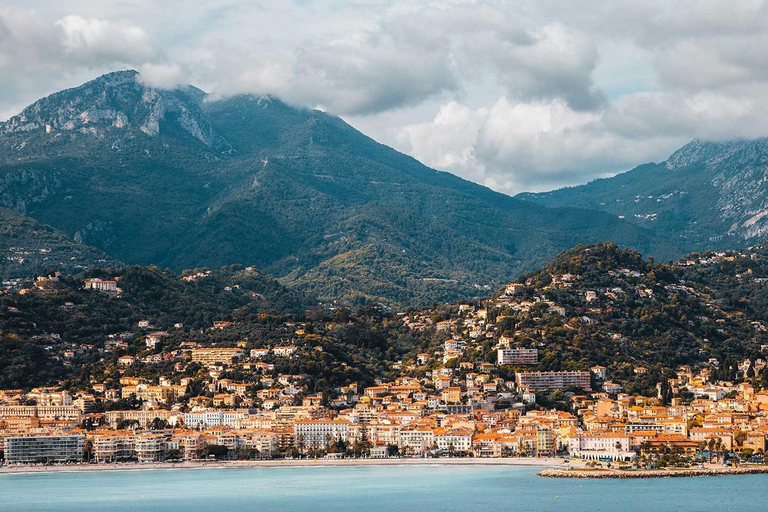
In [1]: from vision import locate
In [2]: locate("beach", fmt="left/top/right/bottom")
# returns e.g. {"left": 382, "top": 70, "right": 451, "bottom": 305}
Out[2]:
{"left": 0, "top": 456, "right": 565, "bottom": 475}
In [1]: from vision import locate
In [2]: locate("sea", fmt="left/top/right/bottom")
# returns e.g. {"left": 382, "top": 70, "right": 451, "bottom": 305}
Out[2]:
{"left": 0, "top": 464, "right": 763, "bottom": 512}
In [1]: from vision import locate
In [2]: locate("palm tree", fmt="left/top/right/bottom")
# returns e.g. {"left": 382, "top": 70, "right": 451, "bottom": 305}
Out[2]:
{"left": 707, "top": 438, "right": 716, "bottom": 463}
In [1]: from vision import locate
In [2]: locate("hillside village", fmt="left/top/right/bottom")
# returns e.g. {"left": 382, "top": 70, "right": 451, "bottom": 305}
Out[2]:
{"left": 2, "top": 244, "right": 768, "bottom": 467}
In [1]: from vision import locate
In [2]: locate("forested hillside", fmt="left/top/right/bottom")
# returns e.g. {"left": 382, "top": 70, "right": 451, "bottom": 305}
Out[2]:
{"left": 5, "top": 243, "right": 768, "bottom": 396}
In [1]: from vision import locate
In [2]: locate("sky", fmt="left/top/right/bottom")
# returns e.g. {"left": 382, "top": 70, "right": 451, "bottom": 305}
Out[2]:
{"left": 2, "top": 1, "right": 768, "bottom": 194}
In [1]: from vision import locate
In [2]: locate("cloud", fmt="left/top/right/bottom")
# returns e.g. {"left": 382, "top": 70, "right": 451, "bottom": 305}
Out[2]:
{"left": 55, "top": 15, "right": 155, "bottom": 65}
{"left": 137, "top": 63, "right": 185, "bottom": 89}
{"left": 5, "top": 1, "right": 768, "bottom": 195}
{"left": 399, "top": 95, "right": 691, "bottom": 194}
{"left": 0, "top": 8, "right": 160, "bottom": 116}
{"left": 398, "top": 102, "right": 488, "bottom": 181}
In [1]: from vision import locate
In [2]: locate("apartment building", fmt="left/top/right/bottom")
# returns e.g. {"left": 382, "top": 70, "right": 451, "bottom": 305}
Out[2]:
{"left": 497, "top": 348, "right": 538, "bottom": 365}
{"left": 0, "top": 405, "right": 82, "bottom": 423}
{"left": 105, "top": 409, "right": 176, "bottom": 429}
{"left": 434, "top": 428, "right": 473, "bottom": 452}
{"left": 91, "top": 431, "right": 136, "bottom": 462}
{"left": 294, "top": 419, "right": 350, "bottom": 450}
{"left": 190, "top": 348, "right": 245, "bottom": 365}
{"left": 134, "top": 433, "right": 167, "bottom": 462}
{"left": 4, "top": 434, "right": 85, "bottom": 464}
{"left": 183, "top": 409, "right": 249, "bottom": 429}
{"left": 515, "top": 371, "right": 591, "bottom": 391}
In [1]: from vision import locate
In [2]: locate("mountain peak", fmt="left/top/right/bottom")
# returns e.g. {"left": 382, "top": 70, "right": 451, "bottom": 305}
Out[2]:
{"left": 665, "top": 138, "right": 728, "bottom": 170}
{"left": 0, "top": 70, "right": 227, "bottom": 149}
{"left": 91, "top": 69, "right": 140, "bottom": 84}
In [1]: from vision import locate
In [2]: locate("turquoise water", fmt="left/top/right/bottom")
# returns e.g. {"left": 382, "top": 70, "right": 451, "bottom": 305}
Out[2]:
{"left": 0, "top": 465, "right": 764, "bottom": 512}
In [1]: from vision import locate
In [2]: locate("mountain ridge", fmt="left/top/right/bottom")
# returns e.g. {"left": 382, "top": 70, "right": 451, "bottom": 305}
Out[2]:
{"left": 519, "top": 137, "right": 768, "bottom": 252}
{"left": 0, "top": 70, "right": 676, "bottom": 306}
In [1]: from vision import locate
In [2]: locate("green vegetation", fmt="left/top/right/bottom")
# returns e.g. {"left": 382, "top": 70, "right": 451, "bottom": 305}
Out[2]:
{"left": 5, "top": 242, "right": 768, "bottom": 396}
{"left": 0, "top": 208, "right": 119, "bottom": 279}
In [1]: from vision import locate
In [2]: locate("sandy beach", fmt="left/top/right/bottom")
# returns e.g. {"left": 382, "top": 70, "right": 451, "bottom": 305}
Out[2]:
{"left": 0, "top": 456, "right": 566, "bottom": 475}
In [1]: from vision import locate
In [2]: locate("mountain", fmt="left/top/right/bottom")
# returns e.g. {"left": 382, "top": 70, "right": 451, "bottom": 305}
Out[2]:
{"left": 0, "top": 207, "right": 119, "bottom": 280}
{"left": 519, "top": 138, "right": 768, "bottom": 253}
{"left": 0, "top": 70, "right": 675, "bottom": 306}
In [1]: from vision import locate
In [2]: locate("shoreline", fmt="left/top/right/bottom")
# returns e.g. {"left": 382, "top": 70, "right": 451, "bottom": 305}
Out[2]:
{"left": 539, "top": 465, "right": 768, "bottom": 479}
{"left": 0, "top": 457, "right": 563, "bottom": 475}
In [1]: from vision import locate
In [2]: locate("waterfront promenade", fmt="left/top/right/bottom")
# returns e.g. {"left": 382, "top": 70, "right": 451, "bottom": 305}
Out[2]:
{"left": 0, "top": 456, "right": 565, "bottom": 474}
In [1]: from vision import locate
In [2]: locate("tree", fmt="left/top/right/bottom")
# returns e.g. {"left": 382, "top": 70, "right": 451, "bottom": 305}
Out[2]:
{"left": 204, "top": 444, "right": 229, "bottom": 460}
{"left": 83, "top": 440, "right": 94, "bottom": 462}
{"left": 150, "top": 417, "right": 170, "bottom": 430}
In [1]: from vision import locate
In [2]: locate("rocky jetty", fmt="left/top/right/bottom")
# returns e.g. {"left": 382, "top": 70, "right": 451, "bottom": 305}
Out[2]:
{"left": 539, "top": 466, "right": 768, "bottom": 479}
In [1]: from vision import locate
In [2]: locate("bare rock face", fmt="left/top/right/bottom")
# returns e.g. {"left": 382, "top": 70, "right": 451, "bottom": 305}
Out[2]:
{"left": 0, "top": 70, "right": 228, "bottom": 150}
{"left": 667, "top": 138, "right": 768, "bottom": 241}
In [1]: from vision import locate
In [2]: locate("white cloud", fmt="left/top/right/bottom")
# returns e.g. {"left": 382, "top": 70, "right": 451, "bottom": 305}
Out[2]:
{"left": 5, "top": 1, "right": 768, "bottom": 194}
{"left": 56, "top": 15, "right": 155, "bottom": 64}
{"left": 398, "top": 102, "right": 488, "bottom": 181}
{"left": 137, "top": 63, "right": 184, "bottom": 89}
{"left": 399, "top": 96, "right": 691, "bottom": 193}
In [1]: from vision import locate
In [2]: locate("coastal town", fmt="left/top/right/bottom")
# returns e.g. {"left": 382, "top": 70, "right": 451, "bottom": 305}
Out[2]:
{"left": 2, "top": 247, "right": 768, "bottom": 475}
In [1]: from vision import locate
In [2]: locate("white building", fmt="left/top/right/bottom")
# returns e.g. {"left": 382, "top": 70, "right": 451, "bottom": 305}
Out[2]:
{"left": 5, "top": 434, "right": 85, "bottom": 464}
{"left": 497, "top": 348, "right": 538, "bottom": 365}
{"left": 294, "top": 420, "right": 350, "bottom": 450}
{"left": 568, "top": 432, "right": 635, "bottom": 462}
{"left": 183, "top": 409, "right": 248, "bottom": 429}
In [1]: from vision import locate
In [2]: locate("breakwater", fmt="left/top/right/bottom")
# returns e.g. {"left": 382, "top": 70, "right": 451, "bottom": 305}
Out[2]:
{"left": 539, "top": 466, "right": 768, "bottom": 479}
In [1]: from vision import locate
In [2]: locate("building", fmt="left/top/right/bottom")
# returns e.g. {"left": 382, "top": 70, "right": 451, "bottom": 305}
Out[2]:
{"left": 497, "top": 348, "right": 538, "bottom": 365}
{"left": 294, "top": 420, "right": 350, "bottom": 450}
{"left": 434, "top": 428, "right": 473, "bottom": 453}
{"left": 183, "top": 409, "right": 248, "bottom": 429}
{"left": 399, "top": 426, "right": 435, "bottom": 454}
{"left": 273, "top": 346, "right": 297, "bottom": 357}
{"left": 190, "top": 348, "right": 245, "bottom": 365}
{"left": 641, "top": 434, "right": 699, "bottom": 457}
{"left": 569, "top": 432, "right": 635, "bottom": 462}
{"left": 441, "top": 387, "right": 462, "bottom": 404}
{"left": 91, "top": 431, "right": 136, "bottom": 462}
{"left": 105, "top": 409, "right": 176, "bottom": 429}
{"left": 84, "top": 278, "right": 119, "bottom": 294}
{"left": 134, "top": 433, "right": 167, "bottom": 462}
{"left": 250, "top": 348, "right": 269, "bottom": 359}
{"left": 516, "top": 371, "right": 591, "bottom": 391}
{"left": 590, "top": 366, "right": 608, "bottom": 380}
{"left": 0, "top": 405, "right": 82, "bottom": 423}
{"left": 4, "top": 434, "right": 85, "bottom": 464}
